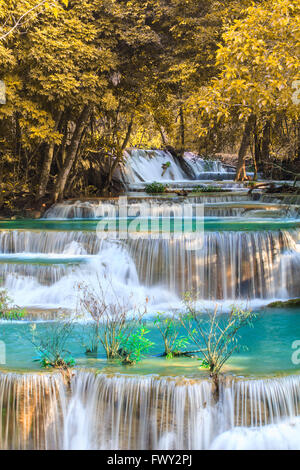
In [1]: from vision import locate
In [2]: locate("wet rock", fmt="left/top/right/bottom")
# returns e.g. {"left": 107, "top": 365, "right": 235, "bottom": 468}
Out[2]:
{"left": 266, "top": 299, "right": 300, "bottom": 308}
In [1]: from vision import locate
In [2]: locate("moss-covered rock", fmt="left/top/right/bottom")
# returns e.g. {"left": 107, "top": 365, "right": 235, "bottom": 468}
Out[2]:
{"left": 266, "top": 298, "right": 300, "bottom": 308}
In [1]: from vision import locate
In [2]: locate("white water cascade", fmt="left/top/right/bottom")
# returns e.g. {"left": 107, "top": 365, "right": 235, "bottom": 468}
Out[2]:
{"left": 120, "top": 149, "right": 235, "bottom": 185}
{"left": 1, "top": 371, "right": 300, "bottom": 450}
{"left": 0, "top": 229, "right": 300, "bottom": 308}
{"left": 44, "top": 195, "right": 252, "bottom": 219}
{"left": 0, "top": 372, "right": 67, "bottom": 450}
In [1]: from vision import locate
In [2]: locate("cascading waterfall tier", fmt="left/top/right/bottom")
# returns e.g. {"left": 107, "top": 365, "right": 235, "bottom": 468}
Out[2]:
{"left": 128, "top": 230, "right": 300, "bottom": 299}
{"left": 0, "top": 372, "right": 67, "bottom": 450}
{"left": 120, "top": 149, "right": 235, "bottom": 184}
{"left": 260, "top": 194, "right": 300, "bottom": 206}
{"left": 1, "top": 371, "right": 300, "bottom": 450}
{"left": 0, "top": 229, "right": 299, "bottom": 306}
{"left": 44, "top": 196, "right": 298, "bottom": 220}
{"left": 44, "top": 195, "right": 252, "bottom": 219}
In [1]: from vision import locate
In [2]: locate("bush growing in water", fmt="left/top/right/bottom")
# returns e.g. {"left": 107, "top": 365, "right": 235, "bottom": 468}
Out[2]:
{"left": 154, "top": 313, "right": 190, "bottom": 358}
{"left": 118, "top": 326, "right": 154, "bottom": 365}
{"left": 145, "top": 182, "right": 168, "bottom": 194}
{"left": 191, "top": 185, "right": 228, "bottom": 193}
{"left": 25, "top": 281, "right": 256, "bottom": 372}
{"left": 180, "top": 292, "right": 256, "bottom": 378}
{"left": 26, "top": 314, "right": 76, "bottom": 369}
{"left": 78, "top": 280, "right": 148, "bottom": 359}
{"left": 0, "top": 288, "right": 26, "bottom": 320}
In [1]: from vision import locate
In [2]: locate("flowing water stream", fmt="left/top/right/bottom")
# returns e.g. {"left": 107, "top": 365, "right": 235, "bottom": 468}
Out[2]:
{"left": 1, "top": 371, "right": 300, "bottom": 450}
{"left": 1, "top": 151, "right": 300, "bottom": 449}
{"left": 0, "top": 222, "right": 300, "bottom": 308}
{"left": 120, "top": 149, "right": 236, "bottom": 185}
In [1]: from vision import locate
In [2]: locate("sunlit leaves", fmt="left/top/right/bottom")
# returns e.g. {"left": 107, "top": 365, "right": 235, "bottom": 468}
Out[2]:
{"left": 190, "top": 0, "right": 300, "bottom": 132}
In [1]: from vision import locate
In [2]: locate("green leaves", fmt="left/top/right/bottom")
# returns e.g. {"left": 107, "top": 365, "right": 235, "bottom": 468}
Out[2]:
{"left": 154, "top": 313, "right": 189, "bottom": 358}
{"left": 26, "top": 312, "right": 76, "bottom": 369}
{"left": 145, "top": 182, "right": 168, "bottom": 194}
{"left": 118, "top": 327, "right": 154, "bottom": 365}
{"left": 0, "top": 288, "right": 26, "bottom": 320}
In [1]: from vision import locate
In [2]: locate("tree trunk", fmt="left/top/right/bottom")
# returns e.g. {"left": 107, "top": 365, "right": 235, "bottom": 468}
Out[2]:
{"left": 235, "top": 114, "right": 255, "bottom": 181}
{"left": 102, "top": 114, "right": 134, "bottom": 194}
{"left": 261, "top": 120, "right": 271, "bottom": 177}
{"left": 253, "top": 116, "right": 260, "bottom": 181}
{"left": 14, "top": 112, "right": 22, "bottom": 160}
{"left": 37, "top": 111, "right": 63, "bottom": 200}
{"left": 296, "top": 119, "right": 300, "bottom": 160}
{"left": 158, "top": 125, "right": 167, "bottom": 147}
{"left": 261, "top": 121, "right": 270, "bottom": 162}
{"left": 179, "top": 105, "right": 185, "bottom": 157}
{"left": 252, "top": 144, "right": 258, "bottom": 182}
{"left": 53, "top": 106, "right": 90, "bottom": 202}
{"left": 37, "top": 143, "right": 55, "bottom": 199}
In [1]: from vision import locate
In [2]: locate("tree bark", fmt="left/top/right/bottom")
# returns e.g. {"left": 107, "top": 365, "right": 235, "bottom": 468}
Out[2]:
{"left": 53, "top": 106, "right": 90, "bottom": 202}
{"left": 37, "top": 111, "right": 63, "bottom": 200}
{"left": 261, "top": 121, "right": 271, "bottom": 163}
{"left": 235, "top": 114, "right": 255, "bottom": 181}
{"left": 179, "top": 105, "right": 185, "bottom": 157}
{"left": 102, "top": 114, "right": 134, "bottom": 194}
{"left": 296, "top": 119, "right": 300, "bottom": 160}
{"left": 252, "top": 144, "right": 258, "bottom": 182}
{"left": 14, "top": 112, "right": 22, "bottom": 161}
{"left": 37, "top": 143, "right": 55, "bottom": 199}
{"left": 252, "top": 116, "right": 260, "bottom": 181}
{"left": 158, "top": 125, "right": 167, "bottom": 147}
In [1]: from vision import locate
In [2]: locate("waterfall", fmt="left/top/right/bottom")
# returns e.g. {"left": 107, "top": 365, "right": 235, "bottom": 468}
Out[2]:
{"left": 212, "top": 376, "right": 300, "bottom": 450}
{"left": 0, "top": 230, "right": 102, "bottom": 255}
{"left": 64, "top": 373, "right": 215, "bottom": 450}
{"left": 0, "top": 239, "right": 151, "bottom": 309}
{"left": 1, "top": 371, "right": 300, "bottom": 450}
{"left": 0, "top": 372, "right": 67, "bottom": 450}
{"left": 44, "top": 195, "right": 252, "bottom": 219}
{"left": 0, "top": 229, "right": 299, "bottom": 307}
{"left": 120, "top": 149, "right": 235, "bottom": 184}
{"left": 128, "top": 230, "right": 300, "bottom": 300}
{"left": 260, "top": 194, "right": 300, "bottom": 206}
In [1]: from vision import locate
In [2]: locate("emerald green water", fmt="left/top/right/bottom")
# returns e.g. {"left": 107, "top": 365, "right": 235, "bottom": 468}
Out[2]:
{"left": 1, "top": 308, "right": 300, "bottom": 377}
{"left": 0, "top": 254, "right": 90, "bottom": 264}
{"left": 1, "top": 209, "right": 300, "bottom": 379}
{"left": 1, "top": 217, "right": 300, "bottom": 232}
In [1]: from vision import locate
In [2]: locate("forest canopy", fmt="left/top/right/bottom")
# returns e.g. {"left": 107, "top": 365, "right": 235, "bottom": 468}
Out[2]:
{"left": 0, "top": 0, "right": 299, "bottom": 206}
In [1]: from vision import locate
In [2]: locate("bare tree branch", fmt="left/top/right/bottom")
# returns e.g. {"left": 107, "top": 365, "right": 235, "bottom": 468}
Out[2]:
{"left": 0, "top": 1, "right": 58, "bottom": 41}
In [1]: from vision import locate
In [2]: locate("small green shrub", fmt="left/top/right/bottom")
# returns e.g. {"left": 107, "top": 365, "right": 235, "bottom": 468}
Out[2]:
{"left": 0, "top": 289, "right": 26, "bottom": 320}
{"left": 78, "top": 280, "right": 148, "bottom": 359}
{"left": 191, "top": 185, "right": 228, "bottom": 193}
{"left": 154, "top": 313, "right": 189, "bottom": 358}
{"left": 27, "top": 315, "right": 76, "bottom": 370}
{"left": 37, "top": 353, "right": 75, "bottom": 369}
{"left": 145, "top": 182, "right": 167, "bottom": 194}
{"left": 118, "top": 326, "right": 154, "bottom": 365}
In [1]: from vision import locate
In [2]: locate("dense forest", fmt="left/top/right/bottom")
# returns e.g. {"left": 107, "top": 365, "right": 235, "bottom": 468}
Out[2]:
{"left": 0, "top": 0, "right": 299, "bottom": 211}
